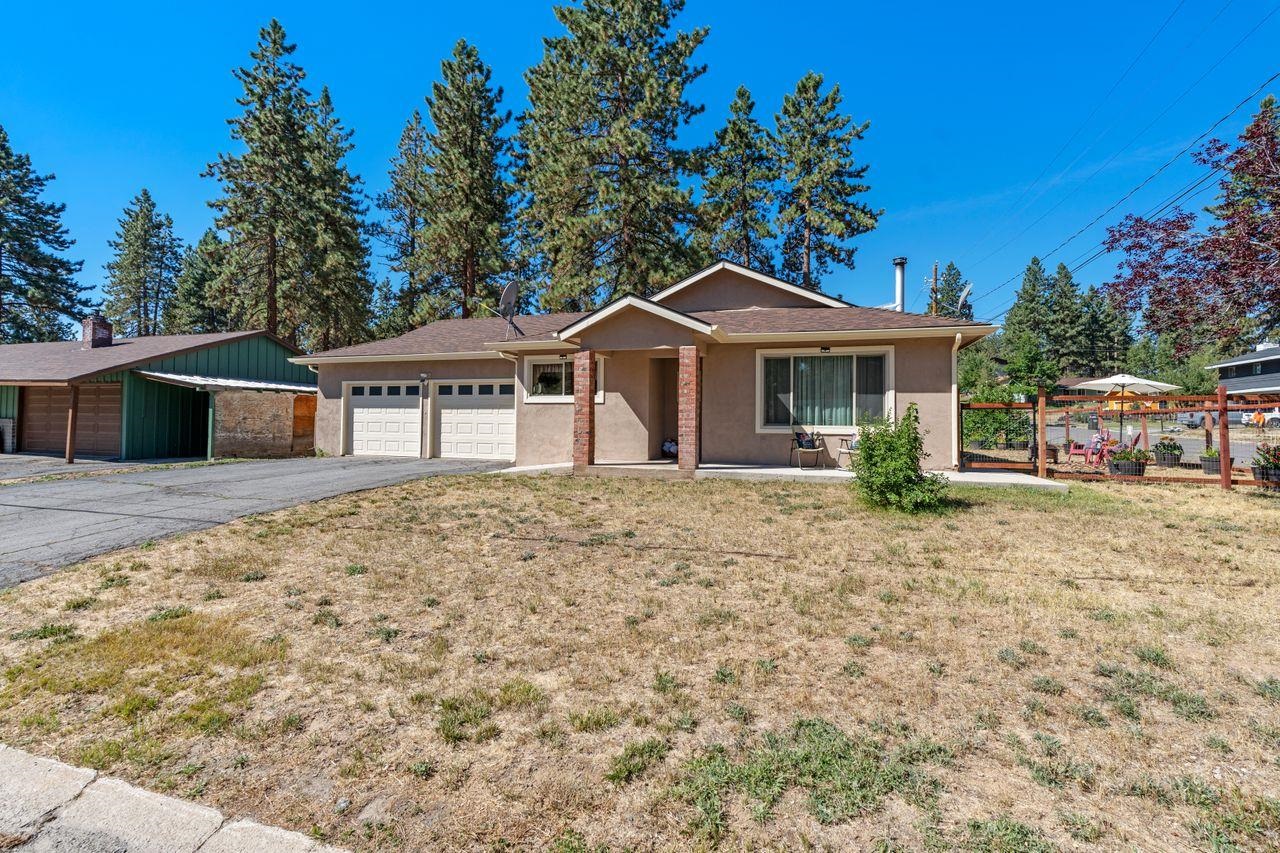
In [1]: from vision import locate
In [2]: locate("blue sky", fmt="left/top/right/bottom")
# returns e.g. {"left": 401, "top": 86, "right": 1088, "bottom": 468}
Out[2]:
{"left": 2, "top": 1, "right": 1276, "bottom": 324}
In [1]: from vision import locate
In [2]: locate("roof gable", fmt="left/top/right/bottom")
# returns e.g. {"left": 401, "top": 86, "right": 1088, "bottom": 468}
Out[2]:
{"left": 556, "top": 295, "right": 717, "bottom": 342}
{"left": 649, "top": 261, "right": 849, "bottom": 311}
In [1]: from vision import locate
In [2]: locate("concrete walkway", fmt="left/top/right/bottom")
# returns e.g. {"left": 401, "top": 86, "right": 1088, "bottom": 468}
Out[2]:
{"left": 0, "top": 743, "right": 344, "bottom": 852}
{"left": 0, "top": 456, "right": 505, "bottom": 588}
{"left": 499, "top": 461, "right": 1068, "bottom": 492}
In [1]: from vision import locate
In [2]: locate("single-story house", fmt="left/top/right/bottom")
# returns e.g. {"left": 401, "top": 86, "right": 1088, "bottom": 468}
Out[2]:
{"left": 0, "top": 316, "right": 317, "bottom": 462}
{"left": 294, "top": 261, "right": 995, "bottom": 474}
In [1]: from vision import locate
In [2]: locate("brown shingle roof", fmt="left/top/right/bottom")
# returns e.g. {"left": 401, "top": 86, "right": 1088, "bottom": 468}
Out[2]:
{"left": 688, "top": 305, "right": 990, "bottom": 334}
{"left": 0, "top": 331, "right": 282, "bottom": 383}
{"left": 304, "top": 313, "right": 587, "bottom": 359}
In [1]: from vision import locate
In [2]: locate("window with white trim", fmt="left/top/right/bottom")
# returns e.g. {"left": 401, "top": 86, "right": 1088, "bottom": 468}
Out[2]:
{"left": 759, "top": 351, "right": 889, "bottom": 430}
{"left": 524, "top": 357, "right": 603, "bottom": 403}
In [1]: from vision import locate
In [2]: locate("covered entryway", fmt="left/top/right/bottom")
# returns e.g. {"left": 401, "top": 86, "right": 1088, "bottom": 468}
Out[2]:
{"left": 20, "top": 385, "right": 122, "bottom": 457}
{"left": 435, "top": 381, "right": 516, "bottom": 460}
{"left": 348, "top": 383, "right": 422, "bottom": 457}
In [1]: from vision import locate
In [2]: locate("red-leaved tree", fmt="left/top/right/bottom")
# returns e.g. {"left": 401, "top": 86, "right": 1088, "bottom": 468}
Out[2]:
{"left": 1105, "top": 96, "right": 1280, "bottom": 354}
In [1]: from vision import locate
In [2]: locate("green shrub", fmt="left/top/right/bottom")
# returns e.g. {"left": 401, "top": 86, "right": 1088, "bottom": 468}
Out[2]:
{"left": 852, "top": 404, "right": 947, "bottom": 513}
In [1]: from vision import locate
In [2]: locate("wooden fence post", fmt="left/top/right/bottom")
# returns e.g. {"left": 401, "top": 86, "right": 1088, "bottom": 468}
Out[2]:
{"left": 1204, "top": 398, "right": 1214, "bottom": 451}
{"left": 1037, "top": 386, "right": 1048, "bottom": 479}
{"left": 1217, "top": 385, "right": 1231, "bottom": 490}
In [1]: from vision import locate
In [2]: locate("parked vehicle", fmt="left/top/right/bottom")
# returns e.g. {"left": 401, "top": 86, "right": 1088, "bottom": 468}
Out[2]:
{"left": 1238, "top": 407, "right": 1280, "bottom": 428}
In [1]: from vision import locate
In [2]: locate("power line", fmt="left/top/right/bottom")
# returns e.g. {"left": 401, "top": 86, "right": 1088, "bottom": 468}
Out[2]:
{"left": 968, "top": 67, "right": 1280, "bottom": 314}
{"left": 959, "top": 1, "right": 1189, "bottom": 266}
{"left": 963, "top": 0, "right": 1275, "bottom": 273}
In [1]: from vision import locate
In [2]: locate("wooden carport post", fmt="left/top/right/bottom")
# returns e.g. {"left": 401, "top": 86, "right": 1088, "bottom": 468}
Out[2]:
{"left": 64, "top": 384, "right": 79, "bottom": 464}
{"left": 206, "top": 390, "right": 216, "bottom": 461}
{"left": 1217, "top": 385, "right": 1231, "bottom": 490}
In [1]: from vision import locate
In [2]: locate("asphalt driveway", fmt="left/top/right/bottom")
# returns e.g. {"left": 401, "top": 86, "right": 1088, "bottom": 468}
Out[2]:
{"left": 0, "top": 457, "right": 504, "bottom": 587}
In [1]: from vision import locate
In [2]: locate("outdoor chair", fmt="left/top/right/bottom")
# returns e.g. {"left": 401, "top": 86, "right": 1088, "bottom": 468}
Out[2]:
{"left": 1065, "top": 440, "right": 1090, "bottom": 463}
{"left": 791, "top": 430, "right": 826, "bottom": 469}
{"left": 835, "top": 435, "right": 857, "bottom": 469}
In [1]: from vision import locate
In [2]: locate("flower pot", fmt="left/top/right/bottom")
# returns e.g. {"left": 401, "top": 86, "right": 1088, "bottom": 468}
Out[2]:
{"left": 1108, "top": 460, "right": 1148, "bottom": 477}
{"left": 1252, "top": 465, "right": 1280, "bottom": 488}
{"left": 1153, "top": 451, "right": 1183, "bottom": 467}
{"left": 1200, "top": 456, "right": 1232, "bottom": 475}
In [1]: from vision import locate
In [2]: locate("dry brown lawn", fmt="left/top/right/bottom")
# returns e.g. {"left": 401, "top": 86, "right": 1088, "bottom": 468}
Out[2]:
{"left": 1, "top": 474, "right": 1278, "bottom": 851}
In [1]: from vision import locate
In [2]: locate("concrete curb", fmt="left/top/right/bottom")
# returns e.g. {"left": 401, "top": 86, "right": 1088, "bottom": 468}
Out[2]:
{"left": 0, "top": 744, "right": 346, "bottom": 852}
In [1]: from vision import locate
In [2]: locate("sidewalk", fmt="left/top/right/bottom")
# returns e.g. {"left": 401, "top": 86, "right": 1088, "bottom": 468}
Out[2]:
{"left": 0, "top": 743, "right": 345, "bottom": 852}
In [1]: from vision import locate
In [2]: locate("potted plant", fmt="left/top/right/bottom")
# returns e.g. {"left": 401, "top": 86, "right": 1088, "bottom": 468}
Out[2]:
{"left": 1199, "top": 446, "right": 1232, "bottom": 475}
{"left": 1108, "top": 448, "right": 1154, "bottom": 477}
{"left": 1251, "top": 443, "right": 1280, "bottom": 488}
{"left": 1152, "top": 437, "right": 1184, "bottom": 467}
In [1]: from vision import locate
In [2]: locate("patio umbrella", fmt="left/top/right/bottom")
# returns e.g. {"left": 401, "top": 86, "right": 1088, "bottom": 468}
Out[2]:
{"left": 1069, "top": 374, "right": 1180, "bottom": 441}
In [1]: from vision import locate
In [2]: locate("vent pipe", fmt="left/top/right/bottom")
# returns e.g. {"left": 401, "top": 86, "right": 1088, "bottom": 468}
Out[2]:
{"left": 892, "top": 257, "right": 907, "bottom": 312}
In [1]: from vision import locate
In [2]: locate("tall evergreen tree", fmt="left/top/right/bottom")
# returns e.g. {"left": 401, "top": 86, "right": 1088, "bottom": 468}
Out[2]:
{"left": 1042, "top": 263, "right": 1087, "bottom": 373}
{"left": 697, "top": 86, "right": 777, "bottom": 271}
{"left": 775, "top": 72, "right": 879, "bottom": 289}
{"left": 205, "top": 19, "right": 314, "bottom": 340}
{"left": 518, "top": 0, "right": 708, "bottom": 311}
{"left": 410, "top": 40, "right": 512, "bottom": 319}
{"left": 164, "top": 230, "right": 228, "bottom": 334}
{"left": 935, "top": 261, "right": 974, "bottom": 320}
{"left": 102, "top": 189, "right": 182, "bottom": 337}
{"left": 1002, "top": 257, "right": 1049, "bottom": 344}
{"left": 1080, "top": 286, "right": 1132, "bottom": 375}
{"left": 374, "top": 111, "right": 431, "bottom": 332}
{"left": 0, "top": 125, "right": 86, "bottom": 342}
{"left": 294, "top": 87, "right": 372, "bottom": 351}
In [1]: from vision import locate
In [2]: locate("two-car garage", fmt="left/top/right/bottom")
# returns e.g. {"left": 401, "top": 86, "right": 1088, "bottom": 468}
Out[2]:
{"left": 346, "top": 381, "right": 515, "bottom": 460}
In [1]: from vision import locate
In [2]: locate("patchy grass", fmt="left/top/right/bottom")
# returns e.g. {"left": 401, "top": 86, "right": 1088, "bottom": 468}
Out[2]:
{"left": 0, "top": 475, "right": 1277, "bottom": 850}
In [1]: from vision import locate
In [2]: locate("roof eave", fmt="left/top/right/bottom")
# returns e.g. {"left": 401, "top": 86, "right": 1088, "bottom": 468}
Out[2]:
{"left": 289, "top": 350, "right": 505, "bottom": 365}
{"left": 722, "top": 325, "right": 997, "bottom": 343}
{"left": 648, "top": 260, "right": 851, "bottom": 309}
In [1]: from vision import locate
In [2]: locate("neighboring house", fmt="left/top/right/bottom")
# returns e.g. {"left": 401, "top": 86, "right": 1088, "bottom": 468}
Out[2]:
{"left": 0, "top": 316, "right": 317, "bottom": 462}
{"left": 297, "top": 261, "right": 995, "bottom": 473}
{"left": 1206, "top": 343, "right": 1280, "bottom": 394}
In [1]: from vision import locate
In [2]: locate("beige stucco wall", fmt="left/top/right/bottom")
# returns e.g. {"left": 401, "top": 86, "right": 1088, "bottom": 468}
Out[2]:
{"left": 658, "top": 268, "right": 827, "bottom": 312}
{"left": 574, "top": 309, "right": 699, "bottom": 351}
{"left": 313, "top": 357, "right": 512, "bottom": 457}
{"left": 700, "top": 338, "right": 956, "bottom": 469}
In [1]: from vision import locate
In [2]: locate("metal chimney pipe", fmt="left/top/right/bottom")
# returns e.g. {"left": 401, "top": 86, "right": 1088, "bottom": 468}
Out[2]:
{"left": 892, "top": 257, "right": 907, "bottom": 312}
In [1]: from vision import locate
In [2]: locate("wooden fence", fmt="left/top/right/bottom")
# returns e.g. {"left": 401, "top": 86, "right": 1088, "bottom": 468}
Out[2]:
{"left": 960, "top": 385, "right": 1280, "bottom": 490}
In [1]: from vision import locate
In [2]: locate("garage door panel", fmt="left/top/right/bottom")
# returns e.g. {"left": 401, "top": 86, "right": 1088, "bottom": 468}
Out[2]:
{"left": 436, "top": 382, "right": 515, "bottom": 461}
{"left": 21, "top": 385, "right": 122, "bottom": 457}
{"left": 348, "top": 384, "right": 421, "bottom": 457}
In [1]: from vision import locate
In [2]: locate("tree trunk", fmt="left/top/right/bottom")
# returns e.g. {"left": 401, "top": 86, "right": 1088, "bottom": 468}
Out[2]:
{"left": 803, "top": 214, "right": 812, "bottom": 289}
{"left": 265, "top": 234, "right": 279, "bottom": 336}
{"left": 461, "top": 252, "right": 474, "bottom": 319}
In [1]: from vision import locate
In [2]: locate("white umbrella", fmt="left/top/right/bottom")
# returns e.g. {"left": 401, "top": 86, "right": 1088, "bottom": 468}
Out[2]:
{"left": 1069, "top": 374, "right": 1180, "bottom": 439}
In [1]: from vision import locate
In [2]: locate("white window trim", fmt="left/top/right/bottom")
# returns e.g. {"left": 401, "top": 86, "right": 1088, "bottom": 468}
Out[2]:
{"left": 341, "top": 379, "right": 425, "bottom": 457}
{"left": 522, "top": 356, "right": 605, "bottom": 404}
{"left": 754, "top": 346, "right": 896, "bottom": 435}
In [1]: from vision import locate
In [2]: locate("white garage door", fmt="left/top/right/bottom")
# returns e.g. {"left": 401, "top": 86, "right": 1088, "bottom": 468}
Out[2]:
{"left": 436, "top": 381, "right": 516, "bottom": 460}
{"left": 348, "top": 383, "right": 421, "bottom": 457}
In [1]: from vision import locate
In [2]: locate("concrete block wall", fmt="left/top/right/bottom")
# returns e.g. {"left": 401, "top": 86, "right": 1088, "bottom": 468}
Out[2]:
{"left": 213, "top": 391, "right": 308, "bottom": 459}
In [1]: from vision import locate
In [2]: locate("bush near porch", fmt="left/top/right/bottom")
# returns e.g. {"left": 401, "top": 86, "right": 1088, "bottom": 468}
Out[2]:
{"left": 0, "top": 476, "right": 1278, "bottom": 851}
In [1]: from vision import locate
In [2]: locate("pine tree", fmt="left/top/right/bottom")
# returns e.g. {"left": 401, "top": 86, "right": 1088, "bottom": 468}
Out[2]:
{"left": 518, "top": 0, "right": 709, "bottom": 310}
{"left": 697, "top": 86, "right": 777, "bottom": 271}
{"left": 164, "top": 230, "right": 228, "bottom": 334}
{"left": 1002, "top": 257, "right": 1049, "bottom": 344}
{"left": 1042, "top": 263, "right": 1087, "bottom": 373}
{"left": 775, "top": 72, "right": 879, "bottom": 289}
{"left": 101, "top": 189, "right": 182, "bottom": 337}
{"left": 375, "top": 111, "right": 431, "bottom": 330}
{"left": 410, "top": 39, "right": 512, "bottom": 319}
{"left": 1081, "top": 286, "right": 1131, "bottom": 375}
{"left": 0, "top": 125, "right": 86, "bottom": 342}
{"left": 294, "top": 87, "right": 372, "bottom": 351}
{"left": 935, "top": 261, "right": 974, "bottom": 320}
{"left": 205, "top": 19, "right": 314, "bottom": 340}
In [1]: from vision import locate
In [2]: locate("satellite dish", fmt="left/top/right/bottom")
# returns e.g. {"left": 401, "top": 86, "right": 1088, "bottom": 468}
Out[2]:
{"left": 957, "top": 284, "right": 972, "bottom": 308}
{"left": 498, "top": 281, "right": 519, "bottom": 319}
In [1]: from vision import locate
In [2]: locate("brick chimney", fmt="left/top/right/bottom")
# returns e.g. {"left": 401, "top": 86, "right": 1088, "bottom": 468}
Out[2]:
{"left": 82, "top": 314, "right": 113, "bottom": 349}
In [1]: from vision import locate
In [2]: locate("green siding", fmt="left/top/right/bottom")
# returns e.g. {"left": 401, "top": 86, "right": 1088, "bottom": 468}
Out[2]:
{"left": 133, "top": 335, "right": 314, "bottom": 385}
{"left": 121, "top": 373, "right": 208, "bottom": 459}
{"left": 0, "top": 386, "right": 16, "bottom": 420}
{"left": 118, "top": 334, "right": 309, "bottom": 460}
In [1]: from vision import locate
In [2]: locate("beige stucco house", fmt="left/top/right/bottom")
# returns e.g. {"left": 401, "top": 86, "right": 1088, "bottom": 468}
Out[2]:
{"left": 293, "top": 262, "right": 994, "bottom": 474}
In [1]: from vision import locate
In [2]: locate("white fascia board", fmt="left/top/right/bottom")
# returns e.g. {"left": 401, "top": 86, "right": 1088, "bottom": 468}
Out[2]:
{"left": 555, "top": 295, "right": 716, "bottom": 339}
{"left": 649, "top": 260, "right": 850, "bottom": 309}
{"left": 289, "top": 351, "right": 504, "bottom": 365}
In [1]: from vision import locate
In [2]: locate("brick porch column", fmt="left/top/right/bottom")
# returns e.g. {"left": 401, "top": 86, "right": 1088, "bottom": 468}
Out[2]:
{"left": 678, "top": 345, "right": 701, "bottom": 472}
{"left": 572, "top": 351, "right": 596, "bottom": 472}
